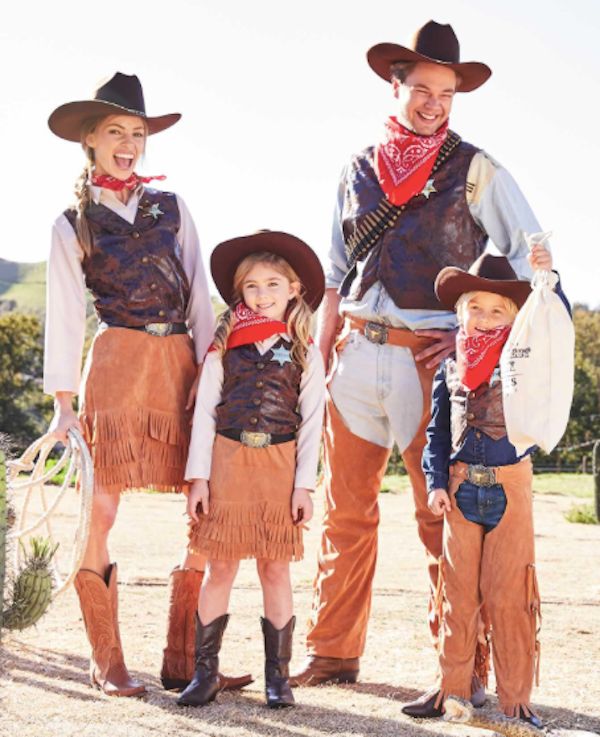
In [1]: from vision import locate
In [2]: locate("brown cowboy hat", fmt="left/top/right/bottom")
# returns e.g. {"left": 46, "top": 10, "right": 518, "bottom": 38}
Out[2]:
{"left": 367, "top": 20, "right": 491, "bottom": 93}
{"left": 48, "top": 72, "right": 181, "bottom": 142}
{"left": 435, "top": 254, "right": 532, "bottom": 311}
{"left": 211, "top": 231, "right": 325, "bottom": 310}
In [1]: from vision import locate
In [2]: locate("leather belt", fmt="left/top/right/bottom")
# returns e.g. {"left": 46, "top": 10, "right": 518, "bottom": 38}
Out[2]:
{"left": 217, "top": 429, "right": 296, "bottom": 448}
{"left": 346, "top": 316, "right": 423, "bottom": 347}
{"left": 106, "top": 322, "right": 188, "bottom": 337}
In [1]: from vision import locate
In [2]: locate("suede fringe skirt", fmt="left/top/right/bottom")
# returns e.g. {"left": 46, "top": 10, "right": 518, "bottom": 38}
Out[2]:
{"left": 188, "top": 434, "right": 303, "bottom": 562}
{"left": 79, "top": 326, "right": 197, "bottom": 494}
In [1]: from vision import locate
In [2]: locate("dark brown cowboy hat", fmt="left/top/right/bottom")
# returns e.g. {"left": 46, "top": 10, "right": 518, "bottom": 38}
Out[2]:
{"left": 367, "top": 20, "right": 491, "bottom": 93}
{"left": 211, "top": 231, "right": 325, "bottom": 310}
{"left": 435, "top": 254, "right": 532, "bottom": 310}
{"left": 48, "top": 72, "right": 181, "bottom": 142}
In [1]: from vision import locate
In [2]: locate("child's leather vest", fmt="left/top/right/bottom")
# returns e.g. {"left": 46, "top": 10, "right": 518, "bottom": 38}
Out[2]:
{"left": 64, "top": 189, "right": 190, "bottom": 327}
{"left": 342, "top": 141, "right": 487, "bottom": 309}
{"left": 216, "top": 339, "right": 302, "bottom": 435}
{"left": 445, "top": 359, "right": 507, "bottom": 451}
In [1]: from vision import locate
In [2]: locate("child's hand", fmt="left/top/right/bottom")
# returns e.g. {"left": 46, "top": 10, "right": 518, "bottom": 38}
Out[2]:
{"left": 291, "top": 488, "right": 313, "bottom": 525}
{"left": 528, "top": 243, "right": 553, "bottom": 272}
{"left": 187, "top": 478, "right": 210, "bottom": 522}
{"left": 428, "top": 488, "right": 451, "bottom": 515}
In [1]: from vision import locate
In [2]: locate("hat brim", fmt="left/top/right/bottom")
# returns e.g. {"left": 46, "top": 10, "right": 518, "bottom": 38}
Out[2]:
{"left": 367, "top": 43, "right": 492, "bottom": 92}
{"left": 48, "top": 100, "right": 181, "bottom": 142}
{"left": 211, "top": 232, "right": 325, "bottom": 311}
{"left": 435, "top": 267, "right": 532, "bottom": 311}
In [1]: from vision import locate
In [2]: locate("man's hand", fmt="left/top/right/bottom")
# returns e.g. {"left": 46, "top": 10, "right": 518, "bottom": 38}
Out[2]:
{"left": 291, "top": 487, "right": 313, "bottom": 525}
{"left": 187, "top": 478, "right": 210, "bottom": 521}
{"left": 428, "top": 488, "right": 452, "bottom": 515}
{"left": 413, "top": 328, "right": 457, "bottom": 369}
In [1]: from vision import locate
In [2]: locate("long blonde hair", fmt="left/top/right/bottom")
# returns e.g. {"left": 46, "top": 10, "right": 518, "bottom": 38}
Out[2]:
{"left": 73, "top": 115, "right": 148, "bottom": 258}
{"left": 212, "top": 251, "right": 314, "bottom": 371}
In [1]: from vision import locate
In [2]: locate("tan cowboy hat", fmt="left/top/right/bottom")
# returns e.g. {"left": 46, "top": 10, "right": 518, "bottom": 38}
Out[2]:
{"left": 367, "top": 20, "right": 491, "bottom": 92}
{"left": 435, "top": 254, "right": 532, "bottom": 310}
{"left": 211, "top": 231, "right": 325, "bottom": 310}
{"left": 48, "top": 72, "right": 181, "bottom": 142}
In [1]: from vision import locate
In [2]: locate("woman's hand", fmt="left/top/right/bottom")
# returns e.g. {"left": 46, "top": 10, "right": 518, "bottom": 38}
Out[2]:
{"left": 428, "top": 488, "right": 452, "bottom": 515}
{"left": 291, "top": 487, "right": 313, "bottom": 525}
{"left": 48, "top": 392, "right": 82, "bottom": 445}
{"left": 528, "top": 243, "right": 553, "bottom": 272}
{"left": 187, "top": 478, "right": 210, "bottom": 522}
{"left": 185, "top": 362, "right": 204, "bottom": 412}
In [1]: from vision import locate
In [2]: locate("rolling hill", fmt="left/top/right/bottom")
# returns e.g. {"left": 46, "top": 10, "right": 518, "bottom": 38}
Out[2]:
{"left": 0, "top": 258, "right": 46, "bottom": 314}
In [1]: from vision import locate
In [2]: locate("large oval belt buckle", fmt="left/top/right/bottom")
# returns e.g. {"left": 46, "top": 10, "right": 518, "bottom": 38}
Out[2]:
{"left": 240, "top": 431, "right": 271, "bottom": 448}
{"left": 468, "top": 464, "right": 496, "bottom": 487}
{"left": 364, "top": 321, "right": 388, "bottom": 345}
{"left": 145, "top": 322, "right": 173, "bottom": 337}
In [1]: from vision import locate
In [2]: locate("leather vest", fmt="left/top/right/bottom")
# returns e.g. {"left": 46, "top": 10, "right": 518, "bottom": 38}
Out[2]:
{"left": 64, "top": 189, "right": 190, "bottom": 327}
{"left": 216, "top": 339, "right": 303, "bottom": 434}
{"left": 445, "top": 359, "right": 507, "bottom": 451}
{"left": 342, "top": 141, "right": 487, "bottom": 309}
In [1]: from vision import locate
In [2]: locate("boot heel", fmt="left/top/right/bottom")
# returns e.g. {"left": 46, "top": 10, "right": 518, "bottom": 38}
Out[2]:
{"left": 334, "top": 671, "right": 358, "bottom": 684}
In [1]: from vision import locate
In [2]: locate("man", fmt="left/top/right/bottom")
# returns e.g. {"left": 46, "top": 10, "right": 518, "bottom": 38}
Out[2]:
{"left": 291, "top": 20, "right": 544, "bottom": 697}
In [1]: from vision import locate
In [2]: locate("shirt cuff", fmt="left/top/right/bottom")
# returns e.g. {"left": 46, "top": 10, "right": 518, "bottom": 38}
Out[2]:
{"left": 426, "top": 472, "right": 449, "bottom": 494}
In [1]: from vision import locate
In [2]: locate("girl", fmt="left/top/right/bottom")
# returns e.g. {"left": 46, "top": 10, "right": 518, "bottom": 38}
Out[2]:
{"left": 178, "top": 231, "right": 326, "bottom": 709}
{"left": 45, "top": 72, "right": 249, "bottom": 696}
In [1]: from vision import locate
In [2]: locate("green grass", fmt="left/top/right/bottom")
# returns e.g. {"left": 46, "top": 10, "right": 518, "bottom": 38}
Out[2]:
{"left": 564, "top": 503, "right": 599, "bottom": 525}
{"left": 380, "top": 474, "right": 411, "bottom": 494}
{"left": 0, "top": 259, "right": 46, "bottom": 313}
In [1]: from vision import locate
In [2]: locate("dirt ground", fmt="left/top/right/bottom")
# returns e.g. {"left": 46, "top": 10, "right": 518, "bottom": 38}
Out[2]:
{"left": 1, "top": 484, "right": 599, "bottom": 737}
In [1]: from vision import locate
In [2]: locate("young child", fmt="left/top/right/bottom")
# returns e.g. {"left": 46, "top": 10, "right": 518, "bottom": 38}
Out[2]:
{"left": 179, "top": 231, "right": 326, "bottom": 709}
{"left": 44, "top": 72, "right": 248, "bottom": 696}
{"left": 401, "top": 247, "right": 569, "bottom": 727}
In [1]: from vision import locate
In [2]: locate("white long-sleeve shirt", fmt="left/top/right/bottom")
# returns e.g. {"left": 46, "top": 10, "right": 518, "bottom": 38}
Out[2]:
{"left": 185, "top": 339, "right": 326, "bottom": 490}
{"left": 43, "top": 186, "right": 215, "bottom": 395}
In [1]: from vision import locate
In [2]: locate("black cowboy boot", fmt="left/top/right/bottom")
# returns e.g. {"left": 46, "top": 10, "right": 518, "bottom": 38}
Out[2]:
{"left": 177, "top": 613, "right": 229, "bottom": 707}
{"left": 261, "top": 616, "right": 295, "bottom": 708}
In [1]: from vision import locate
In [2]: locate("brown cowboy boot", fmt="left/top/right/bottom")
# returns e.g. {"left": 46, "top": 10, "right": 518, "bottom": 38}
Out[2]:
{"left": 262, "top": 617, "right": 295, "bottom": 708}
{"left": 161, "top": 567, "right": 253, "bottom": 692}
{"left": 177, "top": 614, "right": 229, "bottom": 707}
{"left": 289, "top": 654, "right": 359, "bottom": 687}
{"left": 74, "top": 563, "right": 146, "bottom": 697}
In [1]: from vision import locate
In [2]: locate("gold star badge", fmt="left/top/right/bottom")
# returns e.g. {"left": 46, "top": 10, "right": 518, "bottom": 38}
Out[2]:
{"left": 421, "top": 179, "right": 437, "bottom": 199}
{"left": 270, "top": 346, "right": 291, "bottom": 366}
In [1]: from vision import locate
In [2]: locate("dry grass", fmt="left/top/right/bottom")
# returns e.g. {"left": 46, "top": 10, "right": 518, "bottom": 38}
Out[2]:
{"left": 1, "top": 487, "right": 599, "bottom": 737}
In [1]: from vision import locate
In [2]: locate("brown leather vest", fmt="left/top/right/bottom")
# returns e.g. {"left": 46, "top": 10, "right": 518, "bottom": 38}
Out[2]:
{"left": 64, "top": 189, "right": 190, "bottom": 327}
{"left": 445, "top": 359, "right": 507, "bottom": 451}
{"left": 216, "top": 339, "right": 302, "bottom": 434}
{"left": 342, "top": 140, "right": 487, "bottom": 309}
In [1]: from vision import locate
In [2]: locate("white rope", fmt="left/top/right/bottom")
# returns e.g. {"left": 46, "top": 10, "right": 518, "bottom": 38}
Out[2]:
{"left": 7, "top": 428, "right": 94, "bottom": 596}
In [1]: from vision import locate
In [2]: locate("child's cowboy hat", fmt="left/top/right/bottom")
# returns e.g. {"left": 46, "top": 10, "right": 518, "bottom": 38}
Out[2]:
{"left": 435, "top": 254, "right": 532, "bottom": 311}
{"left": 211, "top": 231, "right": 325, "bottom": 310}
{"left": 367, "top": 20, "right": 491, "bottom": 93}
{"left": 48, "top": 72, "right": 181, "bottom": 142}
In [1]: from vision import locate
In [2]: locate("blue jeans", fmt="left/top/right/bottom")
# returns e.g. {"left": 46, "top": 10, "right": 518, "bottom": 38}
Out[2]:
{"left": 454, "top": 480, "right": 507, "bottom": 533}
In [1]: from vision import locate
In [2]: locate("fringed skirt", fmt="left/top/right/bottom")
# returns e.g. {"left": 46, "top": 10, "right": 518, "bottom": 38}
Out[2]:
{"left": 79, "top": 326, "right": 197, "bottom": 494}
{"left": 188, "top": 434, "right": 303, "bottom": 562}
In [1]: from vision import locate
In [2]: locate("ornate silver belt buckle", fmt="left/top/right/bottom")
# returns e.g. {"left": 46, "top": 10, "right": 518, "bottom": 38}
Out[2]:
{"left": 467, "top": 464, "right": 496, "bottom": 487}
{"left": 364, "top": 321, "right": 388, "bottom": 345}
{"left": 145, "top": 322, "right": 173, "bottom": 337}
{"left": 240, "top": 431, "right": 271, "bottom": 448}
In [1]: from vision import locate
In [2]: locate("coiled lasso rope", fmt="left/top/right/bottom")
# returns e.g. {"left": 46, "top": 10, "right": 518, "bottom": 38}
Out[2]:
{"left": 7, "top": 428, "right": 94, "bottom": 596}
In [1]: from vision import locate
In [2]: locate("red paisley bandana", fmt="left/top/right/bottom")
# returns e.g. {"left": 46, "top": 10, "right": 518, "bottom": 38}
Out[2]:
{"left": 91, "top": 172, "right": 166, "bottom": 192}
{"left": 374, "top": 116, "right": 448, "bottom": 206}
{"left": 225, "top": 303, "right": 287, "bottom": 350}
{"left": 456, "top": 325, "right": 512, "bottom": 390}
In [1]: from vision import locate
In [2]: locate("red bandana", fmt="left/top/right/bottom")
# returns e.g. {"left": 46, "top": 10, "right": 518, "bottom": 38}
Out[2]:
{"left": 374, "top": 116, "right": 448, "bottom": 206}
{"left": 91, "top": 172, "right": 166, "bottom": 192}
{"left": 216, "top": 303, "right": 287, "bottom": 351}
{"left": 456, "top": 325, "right": 512, "bottom": 390}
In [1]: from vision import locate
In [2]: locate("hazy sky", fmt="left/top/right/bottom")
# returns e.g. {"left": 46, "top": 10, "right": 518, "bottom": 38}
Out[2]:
{"left": 2, "top": 0, "right": 599, "bottom": 306}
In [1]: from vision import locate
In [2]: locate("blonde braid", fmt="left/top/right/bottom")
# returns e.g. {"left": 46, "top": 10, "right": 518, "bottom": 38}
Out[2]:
{"left": 286, "top": 296, "right": 313, "bottom": 372}
{"left": 212, "top": 308, "right": 236, "bottom": 357}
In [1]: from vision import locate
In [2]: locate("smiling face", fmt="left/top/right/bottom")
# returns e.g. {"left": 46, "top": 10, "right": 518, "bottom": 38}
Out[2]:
{"left": 240, "top": 261, "right": 300, "bottom": 322}
{"left": 392, "top": 61, "right": 457, "bottom": 135}
{"left": 459, "top": 291, "right": 517, "bottom": 337}
{"left": 85, "top": 114, "right": 146, "bottom": 179}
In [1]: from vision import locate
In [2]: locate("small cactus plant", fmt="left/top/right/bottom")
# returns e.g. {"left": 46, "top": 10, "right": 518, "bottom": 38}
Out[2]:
{"left": 3, "top": 536, "right": 58, "bottom": 631}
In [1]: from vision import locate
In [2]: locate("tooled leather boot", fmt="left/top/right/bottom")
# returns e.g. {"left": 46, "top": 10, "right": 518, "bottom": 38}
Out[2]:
{"left": 177, "top": 613, "right": 229, "bottom": 707}
{"left": 74, "top": 563, "right": 146, "bottom": 697}
{"left": 160, "top": 567, "right": 253, "bottom": 692}
{"left": 289, "top": 654, "right": 359, "bottom": 687}
{"left": 262, "top": 616, "right": 295, "bottom": 708}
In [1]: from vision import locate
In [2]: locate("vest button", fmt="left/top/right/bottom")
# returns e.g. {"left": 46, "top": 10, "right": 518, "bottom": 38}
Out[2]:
{"left": 466, "top": 412, "right": 475, "bottom": 421}
{"left": 256, "top": 362, "right": 265, "bottom": 370}
{"left": 475, "top": 431, "right": 482, "bottom": 439}
{"left": 253, "top": 398, "right": 261, "bottom": 406}
{"left": 141, "top": 255, "right": 149, "bottom": 264}
{"left": 249, "top": 416, "right": 258, "bottom": 425}
{"left": 132, "top": 231, "right": 140, "bottom": 239}
{"left": 158, "top": 310, "right": 166, "bottom": 317}
{"left": 255, "top": 380, "right": 264, "bottom": 389}
{"left": 150, "top": 283, "right": 157, "bottom": 291}
{"left": 469, "top": 392, "right": 476, "bottom": 399}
